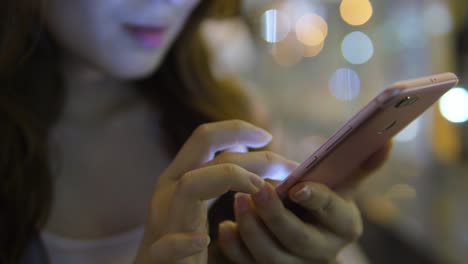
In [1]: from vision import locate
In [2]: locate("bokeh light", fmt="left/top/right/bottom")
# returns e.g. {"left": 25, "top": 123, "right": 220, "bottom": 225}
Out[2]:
{"left": 363, "top": 195, "right": 400, "bottom": 224}
{"left": 302, "top": 41, "right": 325, "bottom": 58}
{"left": 329, "top": 68, "right": 361, "bottom": 101}
{"left": 339, "top": 0, "right": 373, "bottom": 26}
{"left": 271, "top": 33, "right": 304, "bottom": 67}
{"left": 394, "top": 8, "right": 425, "bottom": 49}
{"left": 395, "top": 118, "right": 420, "bottom": 142}
{"left": 295, "top": 13, "right": 328, "bottom": 46}
{"left": 279, "top": 0, "right": 328, "bottom": 22}
{"left": 261, "top": 9, "right": 291, "bottom": 43}
{"left": 341, "top": 31, "right": 374, "bottom": 64}
{"left": 439, "top": 87, "right": 468, "bottom": 123}
{"left": 422, "top": 1, "right": 453, "bottom": 36}
{"left": 202, "top": 19, "right": 256, "bottom": 78}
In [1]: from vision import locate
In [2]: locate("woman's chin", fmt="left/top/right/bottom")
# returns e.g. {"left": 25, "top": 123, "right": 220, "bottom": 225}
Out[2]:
{"left": 107, "top": 60, "right": 163, "bottom": 81}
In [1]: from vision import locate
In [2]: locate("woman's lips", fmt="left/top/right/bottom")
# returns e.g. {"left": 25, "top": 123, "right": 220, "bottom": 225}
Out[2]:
{"left": 124, "top": 24, "right": 167, "bottom": 49}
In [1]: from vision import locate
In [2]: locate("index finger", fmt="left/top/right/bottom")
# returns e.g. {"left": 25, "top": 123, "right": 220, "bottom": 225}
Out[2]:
{"left": 167, "top": 120, "right": 272, "bottom": 179}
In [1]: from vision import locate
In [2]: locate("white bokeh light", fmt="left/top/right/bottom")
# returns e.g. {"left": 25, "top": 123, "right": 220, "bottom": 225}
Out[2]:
{"left": 329, "top": 68, "right": 361, "bottom": 101}
{"left": 439, "top": 87, "right": 468, "bottom": 123}
{"left": 341, "top": 31, "right": 374, "bottom": 64}
{"left": 261, "top": 9, "right": 291, "bottom": 43}
{"left": 422, "top": 1, "right": 453, "bottom": 36}
{"left": 279, "top": 0, "right": 328, "bottom": 21}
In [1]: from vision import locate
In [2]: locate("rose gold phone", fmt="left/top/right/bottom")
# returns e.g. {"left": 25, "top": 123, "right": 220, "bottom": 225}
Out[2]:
{"left": 276, "top": 72, "right": 459, "bottom": 199}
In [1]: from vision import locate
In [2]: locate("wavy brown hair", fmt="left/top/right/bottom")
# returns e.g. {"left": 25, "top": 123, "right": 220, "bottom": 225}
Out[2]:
{"left": 0, "top": 0, "right": 259, "bottom": 263}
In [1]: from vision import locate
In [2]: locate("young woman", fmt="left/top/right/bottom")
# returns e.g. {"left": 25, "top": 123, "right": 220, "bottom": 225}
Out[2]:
{"left": 0, "top": 0, "right": 390, "bottom": 263}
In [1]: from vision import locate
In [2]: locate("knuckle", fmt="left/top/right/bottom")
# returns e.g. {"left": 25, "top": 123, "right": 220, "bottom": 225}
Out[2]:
{"left": 222, "top": 163, "right": 241, "bottom": 177}
{"left": 215, "top": 151, "right": 235, "bottom": 163}
{"left": 178, "top": 172, "right": 195, "bottom": 195}
{"left": 193, "top": 123, "right": 213, "bottom": 143}
{"left": 262, "top": 151, "right": 279, "bottom": 163}
{"left": 230, "top": 119, "right": 252, "bottom": 136}
{"left": 230, "top": 119, "right": 248, "bottom": 130}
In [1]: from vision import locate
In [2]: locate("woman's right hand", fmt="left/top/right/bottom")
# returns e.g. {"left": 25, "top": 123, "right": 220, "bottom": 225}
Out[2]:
{"left": 133, "top": 120, "right": 297, "bottom": 264}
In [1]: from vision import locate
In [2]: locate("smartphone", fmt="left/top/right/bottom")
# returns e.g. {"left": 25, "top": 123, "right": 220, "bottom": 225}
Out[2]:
{"left": 276, "top": 72, "right": 459, "bottom": 199}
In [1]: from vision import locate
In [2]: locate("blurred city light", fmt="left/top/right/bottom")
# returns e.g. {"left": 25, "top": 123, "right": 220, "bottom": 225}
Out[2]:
{"left": 302, "top": 41, "right": 325, "bottom": 57}
{"left": 329, "top": 68, "right": 361, "bottom": 101}
{"left": 202, "top": 19, "right": 256, "bottom": 78}
{"left": 394, "top": 8, "right": 425, "bottom": 49}
{"left": 439, "top": 87, "right": 468, "bottom": 123}
{"left": 363, "top": 195, "right": 400, "bottom": 224}
{"left": 341, "top": 31, "right": 374, "bottom": 64}
{"left": 271, "top": 33, "right": 304, "bottom": 67}
{"left": 339, "top": 0, "right": 373, "bottom": 26}
{"left": 422, "top": 1, "right": 454, "bottom": 36}
{"left": 395, "top": 118, "right": 420, "bottom": 142}
{"left": 261, "top": 9, "right": 291, "bottom": 43}
{"left": 295, "top": 13, "right": 328, "bottom": 46}
{"left": 279, "top": 0, "right": 328, "bottom": 21}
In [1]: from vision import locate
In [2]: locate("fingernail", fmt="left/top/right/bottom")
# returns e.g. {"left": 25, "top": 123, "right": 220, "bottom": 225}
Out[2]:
{"left": 250, "top": 175, "right": 265, "bottom": 191}
{"left": 235, "top": 193, "right": 250, "bottom": 214}
{"left": 293, "top": 186, "right": 311, "bottom": 202}
{"left": 193, "top": 236, "right": 210, "bottom": 249}
{"left": 252, "top": 185, "right": 269, "bottom": 204}
{"left": 257, "top": 129, "right": 273, "bottom": 141}
{"left": 219, "top": 223, "right": 233, "bottom": 241}
{"left": 286, "top": 160, "right": 299, "bottom": 171}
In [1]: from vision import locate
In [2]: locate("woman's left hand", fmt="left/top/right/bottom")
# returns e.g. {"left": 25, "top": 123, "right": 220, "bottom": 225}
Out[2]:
{"left": 217, "top": 142, "right": 392, "bottom": 264}
{"left": 217, "top": 181, "right": 360, "bottom": 264}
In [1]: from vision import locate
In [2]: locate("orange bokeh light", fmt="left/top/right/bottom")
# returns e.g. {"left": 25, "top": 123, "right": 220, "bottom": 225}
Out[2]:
{"left": 295, "top": 13, "right": 328, "bottom": 46}
{"left": 340, "top": 0, "right": 373, "bottom": 26}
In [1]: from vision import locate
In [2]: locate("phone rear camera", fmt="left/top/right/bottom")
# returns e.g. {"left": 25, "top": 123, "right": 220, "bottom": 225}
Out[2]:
{"left": 395, "top": 96, "right": 419, "bottom": 108}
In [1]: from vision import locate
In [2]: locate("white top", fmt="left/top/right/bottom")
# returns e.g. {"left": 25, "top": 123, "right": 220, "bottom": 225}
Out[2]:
{"left": 41, "top": 225, "right": 369, "bottom": 264}
{"left": 41, "top": 226, "right": 144, "bottom": 264}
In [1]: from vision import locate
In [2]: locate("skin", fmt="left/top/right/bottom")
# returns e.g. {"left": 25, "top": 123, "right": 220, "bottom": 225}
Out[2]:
{"left": 45, "top": 0, "right": 201, "bottom": 79}
{"left": 43, "top": 0, "right": 392, "bottom": 263}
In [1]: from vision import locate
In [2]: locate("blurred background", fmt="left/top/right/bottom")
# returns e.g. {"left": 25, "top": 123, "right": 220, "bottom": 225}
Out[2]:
{"left": 203, "top": 0, "right": 468, "bottom": 263}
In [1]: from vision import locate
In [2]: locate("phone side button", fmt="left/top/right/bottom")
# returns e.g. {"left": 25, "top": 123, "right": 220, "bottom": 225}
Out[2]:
{"left": 305, "top": 156, "right": 318, "bottom": 169}
{"left": 325, "top": 125, "right": 353, "bottom": 151}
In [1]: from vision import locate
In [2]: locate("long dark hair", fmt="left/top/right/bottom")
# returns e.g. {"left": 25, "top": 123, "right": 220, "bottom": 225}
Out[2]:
{"left": 0, "top": 1, "right": 258, "bottom": 262}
